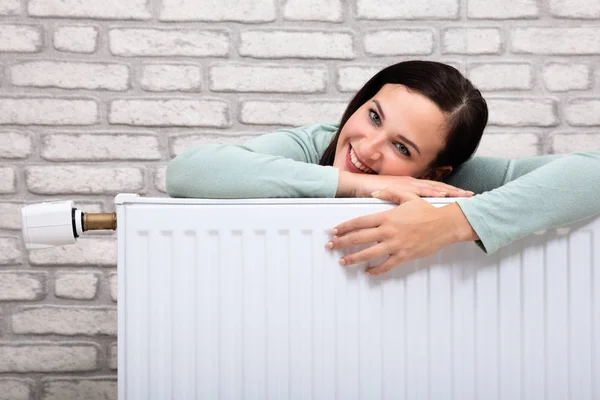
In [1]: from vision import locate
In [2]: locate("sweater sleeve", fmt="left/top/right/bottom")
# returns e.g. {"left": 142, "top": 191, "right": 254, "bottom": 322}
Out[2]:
{"left": 166, "top": 124, "right": 339, "bottom": 198}
{"left": 446, "top": 151, "right": 600, "bottom": 254}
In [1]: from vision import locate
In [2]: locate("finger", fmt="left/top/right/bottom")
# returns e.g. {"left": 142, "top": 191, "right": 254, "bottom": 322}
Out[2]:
{"left": 415, "top": 188, "right": 449, "bottom": 198}
{"left": 372, "top": 188, "right": 420, "bottom": 203}
{"left": 327, "top": 227, "right": 380, "bottom": 250}
{"left": 419, "top": 180, "right": 472, "bottom": 195}
{"left": 333, "top": 212, "right": 384, "bottom": 236}
{"left": 366, "top": 256, "right": 402, "bottom": 276}
{"left": 339, "top": 243, "right": 389, "bottom": 267}
{"left": 445, "top": 190, "right": 474, "bottom": 198}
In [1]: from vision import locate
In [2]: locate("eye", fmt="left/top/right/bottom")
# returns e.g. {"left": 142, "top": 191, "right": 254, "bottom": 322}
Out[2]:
{"left": 394, "top": 142, "right": 411, "bottom": 157}
{"left": 369, "top": 109, "right": 381, "bottom": 126}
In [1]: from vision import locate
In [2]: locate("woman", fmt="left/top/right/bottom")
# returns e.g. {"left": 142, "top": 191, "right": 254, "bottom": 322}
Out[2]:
{"left": 166, "top": 61, "right": 600, "bottom": 275}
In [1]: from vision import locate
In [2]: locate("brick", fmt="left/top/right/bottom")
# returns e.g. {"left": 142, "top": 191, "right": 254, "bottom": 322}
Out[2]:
{"left": 108, "top": 343, "right": 117, "bottom": 369}
{"left": 55, "top": 272, "right": 99, "bottom": 300}
{"left": 240, "top": 101, "right": 346, "bottom": 126}
{"left": 109, "top": 272, "right": 117, "bottom": 302}
{"left": 550, "top": 0, "right": 600, "bottom": 18}
{"left": 356, "top": 0, "right": 458, "bottom": 19}
{"left": 468, "top": 0, "right": 539, "bottom": 18}
{"left": 28, "top": 0, "right": 151, "bottom": 19}
{"left": 476, "top": 133, "right": 539, "bottom": 158}
{"left": 487, "top": 98, "right": 558, "bottom": 127}
{"left": 109, "top": 99, "right": 229, "bottom": 127}
{"left": 239, "top": 31, "right": 354, "bottom": 59}
{"left": 41, "top": 378, "right": 116, "bottom": 400}
{"left": 442, "top": 28, "right": 502, "bottom": 54}
{"left": 337, "top": 65, "right": 383, "bottom": 92}
{"left": 0, "top": 25, "right": 42, "bottom": 53}
{"left": 41, "top": 133, "right": 161, "bottom": 161}
{"left": 512, "top": 28, "right": 600, "bottom": 55}
{"left": 28, "top": 237, "right": 116, "bottom": 266}
{"left": 0, "top": 0, "right": 20, "bottom": 15}
{"left": 0, "top": 237, "right": 20, "bottom": 265}
{"left": 566, "top": 99, "right": 600, "bottom": 126}
{"left": 109, "top": 28, "right": 229, "bottom": 57}
{"left": 468, "top": 63, "right": 532, "bottom": 91}
{"left": 11, "top": 61, "right": 130, "bottom": 91}
{"left": 160, "top": 0, "right": 275, "bottom": 21}
{"left": 0, "top": 203, "right": 23, "bottom": 229}
{"left": 0, "top": 132, "right": 32, "bottom": 159}
{"left": 26, "top": 166, "right": 144, "bottom": 195}
{"left": 0, "top": 272, "right": 46, "bottom": 301}
{"left": 141, "top": 64, "right": 202, "bottom": 92}
{"left": 0, "top": 98, "right": 98, "bottom": 125}
{"left": 0, "top": 379, "right": 32, "bottom": 400}
{"left": 210, "top": 64, "right": 327, "bottom": 93}
{"left": 12, "top": 306, "right": 116, "bottom": 335}
{"left": 170, "top": 134, "right": 254, "bottom": 156}
{"left": 364, "top": 30, "right": 434, "bottom": 55}
{"left": 54, "top": 25, "right": 98, "bottom": 53}
{"left": 0, "top": 168, "right": 16, "bottom": 194}
{"left": 0, "top": 343, "right": 98, "bottom": 372}
{"left": 154, "top": 166, "right": 167, "bottom": 193}
{"left": 284, "top": 0, "right": 343, "bottom": 21}
{"left": 543, "top": 63, "right": 591, "bottom": 91}
{"left": 552, "top": 133, "right": 600, "bottom": 153}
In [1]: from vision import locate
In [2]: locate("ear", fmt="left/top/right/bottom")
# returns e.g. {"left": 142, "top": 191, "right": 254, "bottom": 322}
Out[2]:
{"left": 421, "top": 165, "right": 453, "bottom": 181}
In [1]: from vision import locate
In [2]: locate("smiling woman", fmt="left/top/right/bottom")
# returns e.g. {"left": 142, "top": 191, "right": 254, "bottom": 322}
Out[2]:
{"left": 166, "top": 60, "right": 600, "bottom": 275}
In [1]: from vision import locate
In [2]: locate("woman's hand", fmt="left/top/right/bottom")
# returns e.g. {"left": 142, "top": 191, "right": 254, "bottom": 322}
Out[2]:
{"left": 336, "top": 170, "right": 474, "bottom": 198}
{"left": 326, "top": 187, "right": 479, "bottom": 275}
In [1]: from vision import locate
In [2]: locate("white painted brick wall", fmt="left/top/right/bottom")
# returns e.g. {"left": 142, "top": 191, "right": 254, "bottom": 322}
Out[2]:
{"left": 54, "top": 272, "right": 99, "bottom": 300}
{"left": 53, "top": 25, "right": 99, "bottom": 53}
{"left": 28, "top": 0, "right": 151, "bottom": 20}
{"left": 160, "top": 0, "right": 276, "bottom": 22}
{"left": 468, "top": 0, "right": 539, "bottom": 19}
{"left": 0, "top": 379, "right": 32, "bottom": 400}
{"left": 239, "top": 31, "right": 354, "bottom": 59}
{"left": 141, "top": 64, "right": 202, "bottom": 92}
{"left": 0, "top": 344, "right": 98, "bottom": 372}
{"left": 109, "top": 99, "right": 230, "bottom": 127}
{"left": 1, "top": 0, "right": 599, "bottom": 392}
{"left": 549, "top": 0, "right": 600, "bottom": 18}
{"left": 109, "top": 28, "right": 230, "bottom": 57}
{"left": 364, "top": 30, "right": 434, "bottom": 56}
{"left": 41, "top": 379, "right": 116, "bottom": 400}
{"left": 0, "top": 0, "right": 20, "bottom": 16}
{"left": 210, "top": 64, "right": 328, "bottom": 93}
{"left": 41, "top": 133, "right": 161, "bottom": 161}
{"left": 0, "top": 132, "right": 32, "bottom": 158}
{"left": 284, "top": 0, "right": 343, "bottom": 21}
{"left": 0, "top": 98, "right": 98, "bottom": 125}
{"left": 0, "top": 272, "right": 46, "bottom": 301}
{"left": 10, "top": 61, "right": 130, "bottom": 91}
{"left": 543, "top": 63, "right": 592, "bottom": 91}
{"left": 12, "top": 306, "right": 116, "bottom": 335}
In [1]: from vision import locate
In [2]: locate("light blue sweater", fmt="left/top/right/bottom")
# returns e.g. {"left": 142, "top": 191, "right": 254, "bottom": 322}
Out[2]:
{"left": 166, "top": 123, "right": 600, "bottom": 254}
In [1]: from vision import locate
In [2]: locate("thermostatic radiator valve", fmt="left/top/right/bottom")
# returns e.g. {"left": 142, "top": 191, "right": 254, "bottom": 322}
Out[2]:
{"left": 21, "top": 200, "right": 116, "bottom": 250}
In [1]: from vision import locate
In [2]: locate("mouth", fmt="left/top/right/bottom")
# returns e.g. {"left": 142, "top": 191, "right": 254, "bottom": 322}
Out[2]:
{"left": 346, "top": 145, "right": 376, "bottom": 174}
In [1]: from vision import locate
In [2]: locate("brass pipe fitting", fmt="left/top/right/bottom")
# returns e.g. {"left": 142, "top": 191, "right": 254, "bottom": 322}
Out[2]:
{"left": 83, "top": 212, "right": 117, "bottom": 231}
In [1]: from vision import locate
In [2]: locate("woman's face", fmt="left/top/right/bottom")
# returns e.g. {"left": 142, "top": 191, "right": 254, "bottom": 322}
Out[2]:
{"left": 333, "top": 84, "right": 452, "bottom": 180}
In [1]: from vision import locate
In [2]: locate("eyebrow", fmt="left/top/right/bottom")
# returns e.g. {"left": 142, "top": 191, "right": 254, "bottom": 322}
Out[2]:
{"left": 372, "top": 99, "right": 422, "bottom": 156}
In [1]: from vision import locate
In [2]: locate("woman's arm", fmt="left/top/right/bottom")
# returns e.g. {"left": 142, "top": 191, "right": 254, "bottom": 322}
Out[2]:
{"left": 448, "top": 152, "right": 600, "bottom": 253}
{"left": 166, "top": 124, "right": 339, "bottom": 198}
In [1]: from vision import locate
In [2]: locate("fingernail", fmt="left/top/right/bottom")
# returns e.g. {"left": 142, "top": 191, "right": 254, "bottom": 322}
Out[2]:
{"left": 325, "top": 241, "right": 333, "bottom": 250}
{"left": 439, "top": 192, "right": 447, "bottom": 197}
{"left": 331, "top": 228, "right": 338, "bottom": 235}
{"left": 371, "top": 191, "right": 381, "bottom": 198}
{"left": 467, "top": 191, "right": 475, "bottom": 195}
{"left": 339, "top": 258, "right": 346, "bottom": 266}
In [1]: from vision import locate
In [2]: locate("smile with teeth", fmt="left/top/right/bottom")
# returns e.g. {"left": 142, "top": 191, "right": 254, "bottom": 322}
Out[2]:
{"left": 350, "top": 147, "right": 375, "bottom": 174}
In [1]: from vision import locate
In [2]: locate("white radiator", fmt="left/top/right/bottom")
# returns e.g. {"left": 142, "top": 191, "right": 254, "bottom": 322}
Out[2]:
{"left": 116, "top": 194, "right": 599, "bottom": 400}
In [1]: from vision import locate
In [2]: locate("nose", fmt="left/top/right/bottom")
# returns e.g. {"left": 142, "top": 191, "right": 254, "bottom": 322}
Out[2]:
{"left": 361, "top": 132, "right": 386, "bottom": 161}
